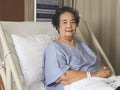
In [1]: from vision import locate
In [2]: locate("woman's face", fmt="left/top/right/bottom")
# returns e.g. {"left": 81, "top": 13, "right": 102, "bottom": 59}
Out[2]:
{"left": 59, "top": 12, "right": 77, "bottom": 38}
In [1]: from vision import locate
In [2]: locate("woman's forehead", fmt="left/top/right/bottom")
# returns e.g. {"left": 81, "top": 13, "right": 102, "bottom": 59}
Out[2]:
{"left": 60, "top": 12, "right": 75, "bottom": 21}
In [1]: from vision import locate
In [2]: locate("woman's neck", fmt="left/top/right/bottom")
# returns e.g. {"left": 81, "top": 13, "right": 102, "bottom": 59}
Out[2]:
{"left": 57, "top": 36, "right": 76, "bottom": 47}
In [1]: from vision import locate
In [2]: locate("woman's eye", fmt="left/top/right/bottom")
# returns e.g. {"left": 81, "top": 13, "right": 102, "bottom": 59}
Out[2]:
{"left": 63, "top": 22, "right": 67, "bottom": 24}
{"left": 71, "top": 21, "right": 75, "bottom": 23}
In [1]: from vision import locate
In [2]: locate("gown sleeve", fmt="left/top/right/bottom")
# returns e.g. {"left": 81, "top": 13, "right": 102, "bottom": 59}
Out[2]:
{"left": 43, "top": 43, "right": 70, "bottom": 85}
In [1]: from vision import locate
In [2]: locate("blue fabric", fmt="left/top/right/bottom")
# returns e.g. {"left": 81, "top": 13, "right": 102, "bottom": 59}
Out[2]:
{"left": 43, "top": 40, "right": 101, "bottom": 90}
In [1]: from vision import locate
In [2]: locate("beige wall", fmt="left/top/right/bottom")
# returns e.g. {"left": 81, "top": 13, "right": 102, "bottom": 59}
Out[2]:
{"left": 24, "top": 0, "right": 34, "bottom": 21}
{"left": 114, "top": 0, "right": 120, "bottom": 75}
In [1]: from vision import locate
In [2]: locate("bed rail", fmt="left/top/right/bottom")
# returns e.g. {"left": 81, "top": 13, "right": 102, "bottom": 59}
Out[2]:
{"left": 0, "top": 23, "right": 24, "bottom": 90}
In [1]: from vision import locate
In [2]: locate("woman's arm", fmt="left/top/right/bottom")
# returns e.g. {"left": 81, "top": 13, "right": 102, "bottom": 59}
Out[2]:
{"left": 56, "top": 70, "right": 86, "bottom": 85}
{"left": 56, "top": 66, "right": 111, "bottom": 85}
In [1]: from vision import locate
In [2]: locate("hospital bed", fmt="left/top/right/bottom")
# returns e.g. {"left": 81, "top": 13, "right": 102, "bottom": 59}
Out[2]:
{"left": 0, "top": 15, "right": 115, "bottom": 90}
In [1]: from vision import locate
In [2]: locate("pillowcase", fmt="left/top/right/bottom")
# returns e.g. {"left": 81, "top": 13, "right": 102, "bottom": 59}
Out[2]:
{"left": 11, "top": 34, "right": 58, "bottom": 88}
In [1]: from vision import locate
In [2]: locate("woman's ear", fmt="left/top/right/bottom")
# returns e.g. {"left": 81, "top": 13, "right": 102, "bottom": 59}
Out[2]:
{"left": 57, "top": 27, "right": 60, "bottom": 33}
{"left": 58, "top": 29, "right": 60, "bottom": 33}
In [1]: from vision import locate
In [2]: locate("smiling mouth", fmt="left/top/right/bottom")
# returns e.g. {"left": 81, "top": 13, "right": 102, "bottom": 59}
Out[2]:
{"left": 66, "top": 30, "right": 73, "bottom": 32}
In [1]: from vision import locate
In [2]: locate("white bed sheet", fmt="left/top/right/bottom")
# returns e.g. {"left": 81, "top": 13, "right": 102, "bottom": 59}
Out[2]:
{"left": 64, "top": 75, "right": 120, "bottom": 90}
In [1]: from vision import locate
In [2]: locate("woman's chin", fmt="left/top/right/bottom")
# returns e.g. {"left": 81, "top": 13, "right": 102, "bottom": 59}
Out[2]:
{"left": 65, "top": 33, "right": 74, "bottom": 37}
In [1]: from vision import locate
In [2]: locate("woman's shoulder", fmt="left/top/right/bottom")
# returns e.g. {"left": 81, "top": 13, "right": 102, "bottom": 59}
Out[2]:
{"left": 47, "top": 40, "right": 61, "bottom": 46}
{"left": 45, "top": 41, "right": 63, "bottom": 51}
{"left": 76, "top": 40, "right": 96, "bottom": 57}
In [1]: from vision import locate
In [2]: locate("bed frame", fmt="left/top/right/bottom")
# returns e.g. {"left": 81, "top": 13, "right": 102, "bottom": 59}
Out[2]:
{"left": 0, "top": 15, "right": 115, "bottom": 90}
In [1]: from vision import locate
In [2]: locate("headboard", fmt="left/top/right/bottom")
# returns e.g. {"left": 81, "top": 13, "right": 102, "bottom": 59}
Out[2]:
{"left": 1, "top": 21, "right": 57, "bottom": 35}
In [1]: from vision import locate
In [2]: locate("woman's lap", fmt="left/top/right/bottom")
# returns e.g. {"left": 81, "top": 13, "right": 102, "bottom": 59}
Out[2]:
{"left": 64, "top": 75, "right": 120, "bottom": 90}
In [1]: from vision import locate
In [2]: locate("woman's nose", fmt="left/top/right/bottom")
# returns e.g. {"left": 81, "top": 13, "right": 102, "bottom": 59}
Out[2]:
{"left": 66, "top": 22, "right": 72, "bottom": 27}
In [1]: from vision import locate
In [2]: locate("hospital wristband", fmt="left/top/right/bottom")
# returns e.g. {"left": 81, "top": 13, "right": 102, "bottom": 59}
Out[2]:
{"left": 86, "top": 72, "right": 91, "bottom": 78}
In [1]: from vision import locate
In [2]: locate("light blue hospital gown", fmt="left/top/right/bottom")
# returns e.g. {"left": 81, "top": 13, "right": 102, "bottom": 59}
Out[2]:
{"left": 43, "top": 40, "right": 101, "bottom": 90}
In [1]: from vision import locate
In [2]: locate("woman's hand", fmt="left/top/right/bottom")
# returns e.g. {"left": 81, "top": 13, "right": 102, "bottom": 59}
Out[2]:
{"left": 56, "top": 70, "right": 86, "bottom": 85}
{"left": 91, "top": 66, "right": 112, "bottom": 78}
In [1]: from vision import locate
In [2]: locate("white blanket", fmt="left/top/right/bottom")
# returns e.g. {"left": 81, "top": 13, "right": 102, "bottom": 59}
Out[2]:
{"left": 64, "top": 75, "right": 120, "bottom": 90}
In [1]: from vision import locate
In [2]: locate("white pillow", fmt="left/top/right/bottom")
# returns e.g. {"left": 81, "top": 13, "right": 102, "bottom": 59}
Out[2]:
{"left": 11, "top": 34, "right": 58, "bottom": 88}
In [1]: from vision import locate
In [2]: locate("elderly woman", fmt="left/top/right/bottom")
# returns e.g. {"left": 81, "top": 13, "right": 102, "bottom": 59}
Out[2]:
{"left": 43, "top": 6, "right": 120, "bottom": 90}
